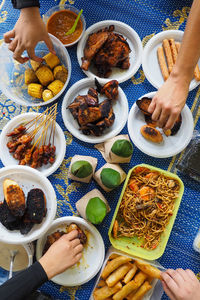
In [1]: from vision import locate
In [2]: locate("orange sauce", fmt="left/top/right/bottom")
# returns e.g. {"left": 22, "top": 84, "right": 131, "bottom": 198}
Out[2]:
{"left": 47, "top": 10, "right": 83, "bottom": 45}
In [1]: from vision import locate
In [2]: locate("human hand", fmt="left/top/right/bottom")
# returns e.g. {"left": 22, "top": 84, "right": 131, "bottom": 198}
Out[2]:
{"left": 148, "top": 74, "right": 189, "bottom": 129}
{"left": 161, "top": 269, "right": 200, "bottom": 300}
{"left": 4, "top": 7, "right": 55, "bottom": 64}
{"left": 39, "top": 230, "right": 83, "bottom": 279}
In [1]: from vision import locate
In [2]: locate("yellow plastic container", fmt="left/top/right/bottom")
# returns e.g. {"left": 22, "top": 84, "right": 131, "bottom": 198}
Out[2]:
{"left": 108, "top": 164, "right": 184, "bottom": 260}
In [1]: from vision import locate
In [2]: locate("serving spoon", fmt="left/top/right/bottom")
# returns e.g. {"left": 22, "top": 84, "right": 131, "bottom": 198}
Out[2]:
{"left": 8, "top": 250, "right": 18, "bottom": 279}
{"left": 65, "top": 9, "right": 83, "bottom": 36}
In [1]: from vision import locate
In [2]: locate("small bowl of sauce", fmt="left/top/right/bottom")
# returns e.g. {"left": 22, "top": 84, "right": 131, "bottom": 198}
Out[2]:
{"left": 44, "top": 5, "right": 86, "bottom": 47}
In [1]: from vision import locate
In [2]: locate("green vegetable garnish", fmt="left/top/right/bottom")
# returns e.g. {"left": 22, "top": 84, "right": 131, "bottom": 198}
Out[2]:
{"left": 86, "top": 197, "right": 107, "bottom": 224}
{"left": 100, "top": 168, "right": 121, "bottom": 189}
{"left": 65, "top": 9, "right": 83, "bottom": 36}
{"left": 111, "top": 139, "right": 133, "bottom": 158}
{"left": 71, "top": 160, "right": 93, "bottom": 178}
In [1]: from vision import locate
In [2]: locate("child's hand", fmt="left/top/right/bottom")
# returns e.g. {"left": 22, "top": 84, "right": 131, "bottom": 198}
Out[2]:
{"left": 39, "top": 230, "right": 83, "bottom": 279}
{"left": 161, "top": 269, "right": 200, "bottom": 300}
{"left": 4, "top": 7, "right": 55, "bottom": 63}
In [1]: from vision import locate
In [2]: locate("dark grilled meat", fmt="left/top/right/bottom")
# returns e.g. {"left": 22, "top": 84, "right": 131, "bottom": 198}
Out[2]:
{"left": 78, "top": 103, "right": 102, "bottom": 126}
{"left": 26, "top": 188, "right": 46, "bottom": 224}
{"left": 0, "top": 200, "right": 21, "bottom": 231}
{"left": 136, "top": 97, "right": 152, "bottom": 116}
{"left": 86, "top": 87, "right": 99, "bottom": 106}
{"left": 43, "top": 231, "right": 65, "bottom": 254}
{"left": 101, "top": 80, "right": 119, "bottom": 100}
{"left": 19, "top": 209, "right": 34, "bottom": 235}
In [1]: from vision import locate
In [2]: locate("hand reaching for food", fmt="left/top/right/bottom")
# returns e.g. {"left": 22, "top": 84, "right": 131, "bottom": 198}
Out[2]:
{"left": 148, "top": 73, "right": 189, "bottom": 129}
{"left": 161, "top": 269, "right": 200, "bottom": 300}
{"left": 39, "top": 230, "right": 83, "bottom": 279}
{"left": 4, "top": 7, "right": 55, "bottom": 64}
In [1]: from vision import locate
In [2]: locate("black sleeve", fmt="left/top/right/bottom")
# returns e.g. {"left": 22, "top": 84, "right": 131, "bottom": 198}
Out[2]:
{"left": 0, "top": 261, "right": 48, "bottom": 300}
{"left": 11, "top": 0, "right": 40, "bottom": 9}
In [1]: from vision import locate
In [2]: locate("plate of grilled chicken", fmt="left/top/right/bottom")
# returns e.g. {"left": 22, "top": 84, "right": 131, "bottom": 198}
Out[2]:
{"left": 62, "top": 78, "right": 129, "bottom": 143}
{"left": 128, "top": 91, "right": 194, "bottom": 158}
{"left": 0, "top": 166, "right": 57, "bottom": 244}
{"left": 77, "top": 20, "right": 143, "bottom": 84}
{"left": 36, "top": 216, "right": 105, "bottom": 286}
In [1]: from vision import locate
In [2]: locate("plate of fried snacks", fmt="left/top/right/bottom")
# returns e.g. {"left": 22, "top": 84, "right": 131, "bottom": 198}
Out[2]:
{"left": 142, "top": 30, "right": 200, "bottom": 90}
{"left": 62, "top": 78, "right": 129, "bottom": 143}
{"left": 36, "top": 216, "right": 105, "bottom": 286}
{"left": 0, "top": 106, "right": 66, "bottom": 177}
{"left": 0, "top": 165, "right": 57, "bottom": 244}
{"left": 0, "top": 34, "right": 71, "bottom": 106}
{"left": 108, "top": 164, "right": 184, "bottom": 260}
{"left": 91, "top": 247, "right": 164, "bottom": 300}
{"left": 128, "top": 91, "right": 193, "bottom": 158}
{"left": 77, "top": 20, "right": 143, "bottom": 84}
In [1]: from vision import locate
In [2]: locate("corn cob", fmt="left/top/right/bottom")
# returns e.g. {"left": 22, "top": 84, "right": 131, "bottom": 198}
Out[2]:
{"left": 42, "top": 89, "right": 54, "bottom": 102}
{"left": 25, "top": 68, "right": 38, "bottom": 85}
{"left": 35, "top": 65, "right": 54, "bottom": 86}
{"left": 30, "top": 60, "right": 41, "bottom": 71}
{"left": 53, "top": 65, "right": 68, "bottom": 83}
{"left": 28, "top": 83, "right": 43, "bottom": 98}
{"left": 43, "top": 52, "right": 60, "bottom": 69}
{"left": 47, "top": 80, "right": 64, "bottom": 96}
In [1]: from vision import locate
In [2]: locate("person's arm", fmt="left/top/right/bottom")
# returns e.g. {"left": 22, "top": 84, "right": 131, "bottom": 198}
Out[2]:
{"left": 148, "top": 0, "right": 200, "bottom": 129}
{"left": 161, "top": 269, "right": 200, "bottom": 300}
{"left": 0, "top": 230, "right": 83, "bottom": 300}
{"left": 4, "top": 2, "right": 55, "bottom": 63}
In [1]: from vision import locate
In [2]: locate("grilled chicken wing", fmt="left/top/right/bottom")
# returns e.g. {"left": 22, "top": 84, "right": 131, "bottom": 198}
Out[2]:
{"left": 43, "top": 230, "right": 65, "bottom": 254}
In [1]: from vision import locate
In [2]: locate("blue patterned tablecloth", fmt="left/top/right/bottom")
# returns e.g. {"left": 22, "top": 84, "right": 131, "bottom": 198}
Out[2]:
{"left": 0, "top": 0, "right": 200, "bottom": 299}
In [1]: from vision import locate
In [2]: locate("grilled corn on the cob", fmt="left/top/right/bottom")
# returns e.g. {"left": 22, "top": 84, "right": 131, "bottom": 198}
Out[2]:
{"left": 47, "top": 80, "right": 64, "bottom": 96}
{"left": 53, "top": 65, "right": 68, "bottom": 83}
{"left": 30, "top": 60, "right": 41, "bottom": 71}
{"left": 35, "top": 65, "right": 54, "bottom": 86}
{"left": 42, "top": 89, "right": 54, "bottom": 102}
{"left": 43, "top": 53, "right": 60, "bottom": 69}
{"left": 25, "top": 68, "right": 38, "bottom": 85}
{"left": 28, "top": 83, "right": 43, "bottom": 98}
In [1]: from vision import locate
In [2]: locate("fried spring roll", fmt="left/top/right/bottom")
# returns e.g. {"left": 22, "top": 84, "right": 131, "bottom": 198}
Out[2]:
{"left": 101, "top": 256, "right": 131, "bottom": 279}
{"left": 123, "top": 263, "right": 138, "bottom": 284}
{"left": 162, "top": 39, "right": 174, "bottom": 73}
{"left": 93, "top": 282, "right": 122, "bottom": 300}
{"left": 157, "top": 46, "right": 169, "bottom": 81}
{"left": 106, "top": 263, "right": 132, "bottom": 287}
{"left": 135, "top": 259, "right": 161, "bottom": 279}
{"left": 127, "top": 281, "right": 152, "bottom": 300}
{"left": 169, "top": 38, "right": 178, "bottom": 64}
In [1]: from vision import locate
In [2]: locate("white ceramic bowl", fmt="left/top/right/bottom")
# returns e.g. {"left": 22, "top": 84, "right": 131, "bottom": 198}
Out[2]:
{"left": 128, "top": 91, "right": 194, "bottom": 158}
{"left": 62, "top": 78, "right": 129, "bottom": 143}
{"left": 36, "top": 216, "right": 105, "bottom": 286}
{"left": 142, "top": 30, "right": 200, "bottom": 91}
{"left": 0, "top": 34, "right": 71, "bottom": 106}
{"left": 0, "top": 166, "right": 57, "bottom": 244}
{"left": 0, "top": 113, "right": 66, "bottom": 177}
{"left": 77, "top": 20, "right": 143, "bottom": 84}
{"left": 43, "top": 5, "right": 86, "bottom": 47}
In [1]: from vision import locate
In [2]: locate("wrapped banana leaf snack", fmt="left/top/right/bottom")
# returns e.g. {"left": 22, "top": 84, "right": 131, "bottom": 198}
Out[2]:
{"left": 94, "top": 163, "right": 126, "bottom": 192}
{"left": 68, "top": 155, "right": 97, "bottom": 183}
{"left": 95, "top": 135, "right": 133, "bottom": 163}
{"left": 76, "top": 189, "right": 110, "bottom": 224}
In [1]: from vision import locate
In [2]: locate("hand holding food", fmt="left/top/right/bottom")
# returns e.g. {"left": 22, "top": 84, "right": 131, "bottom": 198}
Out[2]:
{"left": 161, "top": 269, "right": 200, "bottom": 300}
{"left": 4, "top": 7, "right": 55, "bottom": 64}
{"left": 39, "top": 230, "right": 83, "bottom": 279}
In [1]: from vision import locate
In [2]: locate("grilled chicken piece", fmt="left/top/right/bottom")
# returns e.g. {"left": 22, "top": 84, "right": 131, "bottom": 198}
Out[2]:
{"left": 78, "top": 103, "right": 102, "bottom": 126}
{"left": 68, "top": 95, "right": 87, "bottom": 120}
{"left": 3, "top": 179, "right": 25, "bottom": 217}
{"left": 0, "top": 200, "right": 21, "bottom": 231}
{"left": 87, "top": 87, "right": 99, "bottom": 106}
{"left": 94, "top": 32, "right": 131, "bottom": 77}
{"left": 95, "top": 79, "right": 119, "bottom": 100}
{"left": 81, "top": 27, "right": 113, "bottom": 71}
{"left": 141, "top": 125, "right": 163, "bottom": 143}
{"left": 136, "top": 97, "right": 152, "bottom": 116}
{"left": 26, "top": 188, "right": 46, "bottom": 223}
{"left": 68, "top": 223, "right": 87, "bottom": 245}
{"left": 43, "top": 231, "right": 65, "bottom": 254}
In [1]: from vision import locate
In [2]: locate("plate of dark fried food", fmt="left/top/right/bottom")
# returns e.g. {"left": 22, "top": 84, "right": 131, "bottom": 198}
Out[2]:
{"left": 62, "top": 78, "right": 129, "bottom": 143}
{"left": 77, "top": 20, "right": 143, "bottom": 84}
{"left": 128, "top": 92, "right": 194, "bottom": 158}
{"left": 0, "top": 105, "right": 66, "bottom": 177}
{"left": 0, "top": 165, "right": 57, "bottom": 244}
{"left": 36, "top": 216, "right": 105, "bottom": 286}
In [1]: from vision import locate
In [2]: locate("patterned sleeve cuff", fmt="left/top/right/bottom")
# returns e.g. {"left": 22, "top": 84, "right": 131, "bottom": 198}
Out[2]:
{"left": 11, "top": 0, "right": 40, "bottom": 9}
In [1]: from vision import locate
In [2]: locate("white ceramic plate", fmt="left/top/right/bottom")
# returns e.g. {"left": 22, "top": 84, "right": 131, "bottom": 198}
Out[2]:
{"left": 142, "top": 30, "right": 200, "bottom": 91}
{"left": 77, "top": 20, "right": 143, "bottom": 84}
{"left": 0, "top": 113, "right": 66, "bottom": 177}
{"left": 128, "top": 92, "right": 194, "bottom": 158}
{"left": 36, "top": 216, "right": 105, "bottom": 286}
{"left": 62, "top": 78, "right": 129, "bottom": 143}
{"left": 0, "top": 166, "right": 57, "bottom": 244}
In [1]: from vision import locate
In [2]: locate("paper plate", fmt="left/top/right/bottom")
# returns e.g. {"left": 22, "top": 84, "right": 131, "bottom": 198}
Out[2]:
{"left": 142, "top": 30, "right": 200, "bottom": 91}
{"left": 36, "top": 216, "right": 105, "bottom": 286}
{"left": 0, "top": 166, "right": 57, "bottom": 244}
{"left": 0, "top": 113, "right": 66, "bottom": 177}
{"left": 77, "top": 20, "right": 143, "bottom": 84}
{"left": 62, "top": 78, "right": 129, "bottom": 143}
{"left": 128, "top": 92, "right": 194, "bottom": 158}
